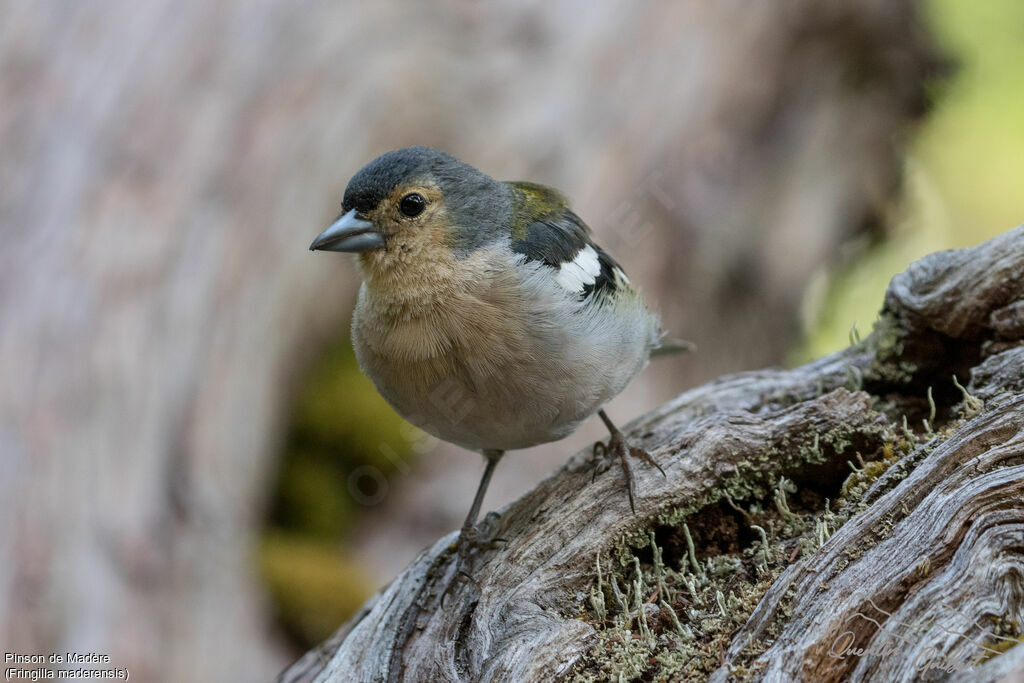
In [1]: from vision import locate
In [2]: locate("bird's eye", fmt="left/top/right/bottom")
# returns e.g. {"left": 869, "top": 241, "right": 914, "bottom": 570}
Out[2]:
{"left": 399, "top": 192, "right": 426, "bottom": 217}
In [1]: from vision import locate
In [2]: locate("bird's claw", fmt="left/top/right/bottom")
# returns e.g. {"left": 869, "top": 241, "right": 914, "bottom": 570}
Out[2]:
{"left": 442, "top": 527, "right": 485, "bottom": 605}
{"left": 453, "top": 520, "right": 504, "bottom": 577}
{"left": 597, "top": 430, "right": 665, "bottom": 514}
{"left": 456, "top": 524, "right": 481, "bottom": 571}
{"left": 591, "top": 440, "right": 612, "bottom": 481}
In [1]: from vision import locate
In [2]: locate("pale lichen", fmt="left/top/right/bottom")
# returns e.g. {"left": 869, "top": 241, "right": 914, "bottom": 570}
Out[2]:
{"left": 572, "top": 318, "right": 984, "bottom": 681}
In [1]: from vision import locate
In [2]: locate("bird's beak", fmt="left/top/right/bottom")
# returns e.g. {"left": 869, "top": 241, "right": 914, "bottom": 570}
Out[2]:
{"left": 309, "top": 209, "right": 385, "bottom": 252}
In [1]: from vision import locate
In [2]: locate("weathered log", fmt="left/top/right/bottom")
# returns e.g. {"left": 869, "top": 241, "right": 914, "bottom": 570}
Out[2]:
{"left": 281, "top": 225, "right": 1024, "bottom": 682}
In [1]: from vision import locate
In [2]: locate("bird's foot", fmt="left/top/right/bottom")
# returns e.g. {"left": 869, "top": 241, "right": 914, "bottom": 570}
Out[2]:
{"left": 593, "top": 430, "right": 665, "bottom": 513}
{"left": 442, "top": 517, "right": 506, "bottom": 605}
{"left": 591, "top": 440, "right": 611, "bottom": 479}
{"left": 453, "top": 512, "right": 506, "bottom": 578}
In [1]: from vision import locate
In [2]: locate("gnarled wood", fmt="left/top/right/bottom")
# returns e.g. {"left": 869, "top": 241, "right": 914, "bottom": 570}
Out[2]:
{"left": 281, "top": 227, "right": 1024, "bottom": 681}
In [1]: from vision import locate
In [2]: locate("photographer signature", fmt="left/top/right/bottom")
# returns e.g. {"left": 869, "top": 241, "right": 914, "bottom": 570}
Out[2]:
{"left": 827, "top": 591, "right": 1021, "bottom": 673}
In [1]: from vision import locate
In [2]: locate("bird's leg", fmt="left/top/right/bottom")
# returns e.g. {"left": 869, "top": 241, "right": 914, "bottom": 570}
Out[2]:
{"left": 596, "top": 409, "right": 665, "bottom": 513}
{"left": 456, "top": 449, "right": 504, "bottom": 571}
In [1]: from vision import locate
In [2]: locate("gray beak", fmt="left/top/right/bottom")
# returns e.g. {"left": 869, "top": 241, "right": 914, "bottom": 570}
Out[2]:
{"left": 309, "top": 209, "right": 385, "bottom": 252}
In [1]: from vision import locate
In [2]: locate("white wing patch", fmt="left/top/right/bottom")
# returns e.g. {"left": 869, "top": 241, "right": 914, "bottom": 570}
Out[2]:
{"left": 554, "top": 244, "right": 602, "bottom": 294}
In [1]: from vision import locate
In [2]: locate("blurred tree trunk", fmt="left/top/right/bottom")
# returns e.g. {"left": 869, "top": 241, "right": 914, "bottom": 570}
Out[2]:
{"left": 1, "top": 1, "right": 944, "bottom": 680}
{"left": 282, "top": 227, "right": 1024, "bottom": 682}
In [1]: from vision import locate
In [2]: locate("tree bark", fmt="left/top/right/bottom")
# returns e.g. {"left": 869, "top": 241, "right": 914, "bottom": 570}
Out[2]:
{"left": 0, "top": 2, "right": 947, "bottom": 679}
{"left": 281, "top": 225, "right": 1024, "bottom": 682}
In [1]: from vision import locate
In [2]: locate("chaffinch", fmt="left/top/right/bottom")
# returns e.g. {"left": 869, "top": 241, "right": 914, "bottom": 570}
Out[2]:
{"left": 310, "top": 146, "right": 678, "bottom": 556}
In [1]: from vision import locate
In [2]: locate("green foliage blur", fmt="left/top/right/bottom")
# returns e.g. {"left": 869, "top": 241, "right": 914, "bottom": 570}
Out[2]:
{"left": 260, "top": 531, "right": 375, "bottom": 648}
{"left": 270, "top": 331, "right": 418, "bottom": 539}
{"left": 801, "top": 0, "right": 1024, "bottom": 360}
{"left": 260, "top": 328, "right": 420, "bottom": 648}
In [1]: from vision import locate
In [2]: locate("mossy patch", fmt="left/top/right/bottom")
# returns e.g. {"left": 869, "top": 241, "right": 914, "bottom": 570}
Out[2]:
{"left": 974, "top": 616, "right": 1023, "bottom": 665}
{"left": 571, "top": 375, "right": 977, "bottom": 681}
{"left": 573, "top": 455, "right": 885, "bottom": 681}
{"left": 863, "top": 310, "right": 917, "bottom": 386}
{"left": 839, "top": 443, "right": 900, "bottom": 502}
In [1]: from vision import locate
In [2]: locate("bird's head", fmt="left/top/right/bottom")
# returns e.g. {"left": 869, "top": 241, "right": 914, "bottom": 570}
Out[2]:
{"left": 310, "top": 147, "right": 513, "bottom": 278}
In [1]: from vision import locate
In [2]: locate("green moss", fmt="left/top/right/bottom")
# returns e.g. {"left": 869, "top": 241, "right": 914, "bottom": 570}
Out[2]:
{"left": 577, "top": 476, "right": 842, "bottom": 680}
{"left": 863, "top": 312, "right": 919, "bottom": 386}
{"left": 974, "top": 617, "right": 1023, "bottom": 664}
{"left": 839, "top": 443, "right": 900, "bottom": 502}
{"left": 572, "top": 400, "right": 964, "bottom": 681}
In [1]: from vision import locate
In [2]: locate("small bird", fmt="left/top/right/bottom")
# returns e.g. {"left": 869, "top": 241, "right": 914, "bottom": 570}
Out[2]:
{"left": 310, "top": 147, "right": 676, "bottom": 558}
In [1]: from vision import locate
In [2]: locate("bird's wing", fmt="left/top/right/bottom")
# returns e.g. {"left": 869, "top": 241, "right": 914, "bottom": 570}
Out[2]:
{"left": 507, "top": 181, "right": 630, "bottom": 304}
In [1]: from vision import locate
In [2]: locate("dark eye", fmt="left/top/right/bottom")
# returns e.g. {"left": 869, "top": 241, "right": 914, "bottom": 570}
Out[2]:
{"left": 399, "top": 192, "right": 426, "bottom": 217}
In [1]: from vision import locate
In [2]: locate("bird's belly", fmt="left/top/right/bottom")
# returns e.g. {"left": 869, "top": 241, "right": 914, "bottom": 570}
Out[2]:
{"left": 350, "top": 275, "right": 653, "bottom": 452}
{"left": 361, "top": 349, "right": 607, "bottom": 451}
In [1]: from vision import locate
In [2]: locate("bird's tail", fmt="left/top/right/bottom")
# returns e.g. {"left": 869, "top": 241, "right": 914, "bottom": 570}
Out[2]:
{"left": 651, "top": 336, "right": 696, "bottom": 358}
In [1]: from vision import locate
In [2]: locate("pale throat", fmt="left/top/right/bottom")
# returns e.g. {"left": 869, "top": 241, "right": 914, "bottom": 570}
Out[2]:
{"left": 357, "top": 239, "right": 466, "bottom": 316}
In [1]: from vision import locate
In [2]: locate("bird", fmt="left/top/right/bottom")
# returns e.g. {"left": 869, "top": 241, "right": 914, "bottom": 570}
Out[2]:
{"left": 310, "top": 146, "right": 678, "bottom": 562}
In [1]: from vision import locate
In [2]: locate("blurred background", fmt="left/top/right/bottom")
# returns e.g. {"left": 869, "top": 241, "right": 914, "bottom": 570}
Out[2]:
{"left": 1, "top": 0, "right": 1021, "bottom": 680}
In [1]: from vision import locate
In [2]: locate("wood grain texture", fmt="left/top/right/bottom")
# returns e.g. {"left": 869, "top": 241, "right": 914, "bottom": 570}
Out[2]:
{"left": 282, "top": 225, "right": 1024, "bottom": 682}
